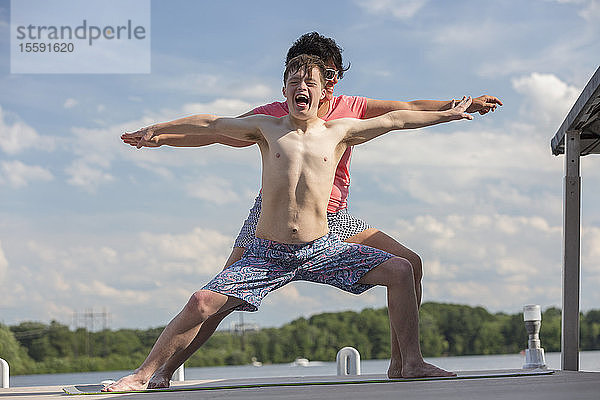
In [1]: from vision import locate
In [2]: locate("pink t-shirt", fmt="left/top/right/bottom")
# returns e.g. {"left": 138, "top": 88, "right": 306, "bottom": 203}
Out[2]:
{"left": 252, "top": 95, "right": 368, "bottom": 213}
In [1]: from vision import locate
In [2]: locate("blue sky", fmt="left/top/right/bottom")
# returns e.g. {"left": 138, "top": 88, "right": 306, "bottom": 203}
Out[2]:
{"left": 1, "top": 0, "right": 599, "bottom": 330}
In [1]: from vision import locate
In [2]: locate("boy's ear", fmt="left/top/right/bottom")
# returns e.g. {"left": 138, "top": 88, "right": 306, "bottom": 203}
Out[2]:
{"left": 282, "top": 86, "right": 286, "bottom": 97}
{"left": 320, "top": 88, "right": 326, "bottom": 100}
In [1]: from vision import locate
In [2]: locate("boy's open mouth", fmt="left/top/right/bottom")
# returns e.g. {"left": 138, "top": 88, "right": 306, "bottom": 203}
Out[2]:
{"left": 295, "top": 94, "right": 309, "bottom": 108}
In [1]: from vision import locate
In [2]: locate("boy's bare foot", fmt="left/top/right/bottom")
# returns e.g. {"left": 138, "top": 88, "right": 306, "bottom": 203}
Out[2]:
{"left": 400, "top": 362, "right": 456, "bottom": 378}
{"left": 148, "top": 367, "right": 172, "bottom": 389}
{"left": 102, "top": 374, "right": 148, "bottom": 392}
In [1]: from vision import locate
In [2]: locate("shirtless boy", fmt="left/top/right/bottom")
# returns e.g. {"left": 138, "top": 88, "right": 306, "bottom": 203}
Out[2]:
{"left": 104, "top": 54, "right": 473, "bottom": 391}
{"left": 122, "top": 32, "right": 502, "bottom": 389}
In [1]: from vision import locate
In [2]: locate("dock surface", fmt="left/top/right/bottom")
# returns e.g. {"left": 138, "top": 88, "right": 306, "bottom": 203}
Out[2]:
{"left": 1, "top": 370, "right": 599, "bottom": 399}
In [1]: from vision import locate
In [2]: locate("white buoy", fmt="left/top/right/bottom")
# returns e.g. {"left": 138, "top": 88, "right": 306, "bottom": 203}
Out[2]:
{"left": 336, "top": 347, "right": 361, "bottom": 376}
{"left": 0, "top": 358, "right": 9, "bottom": 388}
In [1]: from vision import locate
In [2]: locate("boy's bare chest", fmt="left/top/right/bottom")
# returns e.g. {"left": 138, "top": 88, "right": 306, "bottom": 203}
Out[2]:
{"left": 267, "top": 131, "right": 340, "bottom": 169}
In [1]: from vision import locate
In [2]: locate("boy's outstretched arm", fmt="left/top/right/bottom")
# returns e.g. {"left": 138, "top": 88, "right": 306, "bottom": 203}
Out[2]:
{"left": 125, "top": 114, "right": 264, "bottom": 149}
{"left": 343, "top": 96, "right": 473, "bottom": 146}
{"left": 364, "top": 94, "right": 502, "bottom": 117}
{"left": 122, "top": 110, "right": 257, "bottom": 149}
{"left": 121, "top": 131, "right": 254, "bottom": 148}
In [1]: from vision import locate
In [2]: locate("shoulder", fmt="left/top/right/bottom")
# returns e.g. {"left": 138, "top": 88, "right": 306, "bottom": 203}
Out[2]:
{"left": 252, "top": 101, "right": 289, "bottom": 117}
{"left": 324, "top": 116, "right": 360, "bottom": 129}
{"left": 328, "top": 95, "right": 369, "bottom": 119}
{"left": 239, "top": 113, "right": 282, "bottom": 128}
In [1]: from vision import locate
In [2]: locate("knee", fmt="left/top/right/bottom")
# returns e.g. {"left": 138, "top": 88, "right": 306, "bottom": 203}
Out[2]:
{"left": 410, "top": 253, "right": 423, "bottom": 283}
{"left": 387, "top": 245, "right": 422, "bottom": 284}
{"left": 186, "top": 290, "right": 217, "bottom": 320}
{"left": 393, "top": 249, "right": 422, "bottom": 284}
{"left": 386, "top": 257, "right": 415, "bottom": 284}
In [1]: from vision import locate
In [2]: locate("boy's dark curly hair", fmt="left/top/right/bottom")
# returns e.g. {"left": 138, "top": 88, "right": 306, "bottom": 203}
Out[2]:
{"left": 285, "top": 32, "right": 350, "bottom": 79}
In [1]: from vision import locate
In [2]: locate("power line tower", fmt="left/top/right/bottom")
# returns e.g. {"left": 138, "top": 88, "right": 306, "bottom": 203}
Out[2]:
{"left": 72, "top": 308, "right": 110, "bottom": 357}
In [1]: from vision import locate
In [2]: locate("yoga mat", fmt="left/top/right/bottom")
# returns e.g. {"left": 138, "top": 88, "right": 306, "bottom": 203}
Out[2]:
{"left": 63, "top": 369, "right": 554, "bottom": 395}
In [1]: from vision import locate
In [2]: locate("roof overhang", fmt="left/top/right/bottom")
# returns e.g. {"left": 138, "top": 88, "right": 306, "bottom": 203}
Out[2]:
{"left": 551, "top": 66, "right": 600, "bottom": 156}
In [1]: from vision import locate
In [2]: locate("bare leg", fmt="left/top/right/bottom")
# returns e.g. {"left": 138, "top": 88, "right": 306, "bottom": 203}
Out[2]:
{"left": 345, "top": 229, "right": 423, "bottom": 306}
{"left": 345, "top": 229, "right": 423, "bottom": 377}
{"left": 147, "top": 247, "right": 246, "bottom": 388}
{"left": 149, "top": 230, "right": 424, "bottom": 385}
{"left": 358, "top": 257, "right": 454, "bottom": 378}
{"left": 147, "top": 311, "right": 232, "bottom": 388}
{"left": 103, "top": 291, "right": 243, "bottom": 392}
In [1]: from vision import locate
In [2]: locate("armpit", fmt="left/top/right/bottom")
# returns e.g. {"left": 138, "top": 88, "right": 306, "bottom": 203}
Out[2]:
{"left": 244, "top": 132, "right": 262, "bottom": 142}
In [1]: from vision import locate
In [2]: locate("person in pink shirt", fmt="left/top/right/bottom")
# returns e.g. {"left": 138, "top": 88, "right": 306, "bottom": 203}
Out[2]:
{"left": 121, "top": 32, "right": 502, "bottom": 387}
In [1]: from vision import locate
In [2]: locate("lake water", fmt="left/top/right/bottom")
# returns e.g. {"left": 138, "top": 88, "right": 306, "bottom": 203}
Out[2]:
{"left": 9, "top": 351, "right": 600, "bottom": 387}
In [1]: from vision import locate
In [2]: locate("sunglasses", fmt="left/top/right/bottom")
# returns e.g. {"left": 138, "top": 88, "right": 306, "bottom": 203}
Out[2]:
{"left": 324, "top": 68, "right": 339, "bottom": 81}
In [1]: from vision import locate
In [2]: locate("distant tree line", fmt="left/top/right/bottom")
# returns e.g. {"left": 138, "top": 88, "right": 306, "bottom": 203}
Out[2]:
{"left": 1, "top": 303, "right": 599, "bottom": 375}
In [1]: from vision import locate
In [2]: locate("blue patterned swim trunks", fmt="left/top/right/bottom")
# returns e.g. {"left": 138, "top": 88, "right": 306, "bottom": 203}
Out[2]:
{"left": 203, "top": 233, "right": 394, "bottom": 311}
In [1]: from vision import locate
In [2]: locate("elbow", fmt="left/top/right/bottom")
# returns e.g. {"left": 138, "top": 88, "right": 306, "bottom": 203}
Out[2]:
{"left": 388, "top": 113, "right": 405, "bottom": 130}
{"left": 194, "top": 114, "right": 219, "bottom": 133}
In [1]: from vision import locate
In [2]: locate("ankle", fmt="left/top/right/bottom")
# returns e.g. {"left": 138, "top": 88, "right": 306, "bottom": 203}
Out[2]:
{"left": 131, "top": 369, "right": 151, "bottom": 383}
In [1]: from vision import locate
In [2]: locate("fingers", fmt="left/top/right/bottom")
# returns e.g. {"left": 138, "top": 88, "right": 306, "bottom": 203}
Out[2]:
{"left": 457, "top": 95, "right": 472, "bottom": 109}
{"left": 137, "top": 135, "right": 148, "bottom": 149}
{"left": 465, "top": 94, "right": 504, "bottom": 115}
{"left": 481, "top": 95, "right": 503, "bottom": 113}
{"left": 122, "top": 130, "right": 150, "bottom": 148}
{"left": 452, "top": 97, "right": 473, "bottom": 120}
{"left": 487, "top": 95, "right": 503, "bottom": 106}
{"left": 477, "top": 95, "right": 503, "bottom": 106}
{"left": 481, "top": 102, "right": 500, "bottom": 114}
{"left": 137, "top": 129, "right": 154, "bottom": 149}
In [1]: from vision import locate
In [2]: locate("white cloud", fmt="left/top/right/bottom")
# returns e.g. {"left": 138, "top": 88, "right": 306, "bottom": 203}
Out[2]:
{"left": 233, "top": 84, "right": 273, "bottom": 101}
{"left": 65, "top": 159, "right": 114, "bottom": 193}
{"left": 354, "top": 127, "right": 554, "bottom": 171}
{"left": 181, "top": 99, "right": 255, "bottom": 117}
{"left": 136, "top": 227, "right": 232, "bottom": 275}
{"left": 354, "top": 0, "right": 428, "bottom": 19}
{"left": 429, "top": 21, "right": 505, "bottom": 52}
{"left": 549, "top": 0, "right": 600, "bottom": 20}
{"left": 0, "top": 240, "right": 8, "bottom": 283}
{"left": 144, "top": 73, "right": 275, "bottom": 102}
{"left": 1, "top": 160, "right": 54, "bottom": 188}
{"left": 64, "top": 99, "right": 261, "bottom": 193}
{"left": 512, "top": 72, "right": 580, "bottom": 128}
{"left": 26, "top": 242, "right": 120, "bottom": 275}
{"left": 2, "top": 240, "right": 133, "bottom": 322}
{"left": 581, "top": 226, "right": 600, "bottom": 276}
{"left": 0, "top": 226, "right": 234, "bottom": 326}
{"left": 389, "top": 213, "right": 564, "bottom": 311}
{"left": 579, "top": 0, "right": 600, "bottom": 20}
{"left": 64, "top": 98, "right": 78, "bottom": 109}
{"left": 73, "top": 280, "right": 152, "bottom": 304}
{"left": 262, "top": 284, "right": 321, "bottom": 309}
{"left": 350, "top": 123, "right": 561, "bottom": 217}
{"left": 0, "top": 105, "right": 55, "bottom": 154}
{"left": 186, "top": 176, "right": 241, "bottom": 205}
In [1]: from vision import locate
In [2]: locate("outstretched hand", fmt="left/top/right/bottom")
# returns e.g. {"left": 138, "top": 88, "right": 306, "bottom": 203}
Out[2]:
{"left": 468, "top": 95, "right": 503, "bottom": 115}
{"left": 121, "top": 127, "right": 160, "bottom": 149}
{"left": 449, "top": 96, "right": 474, "bottom": 121}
